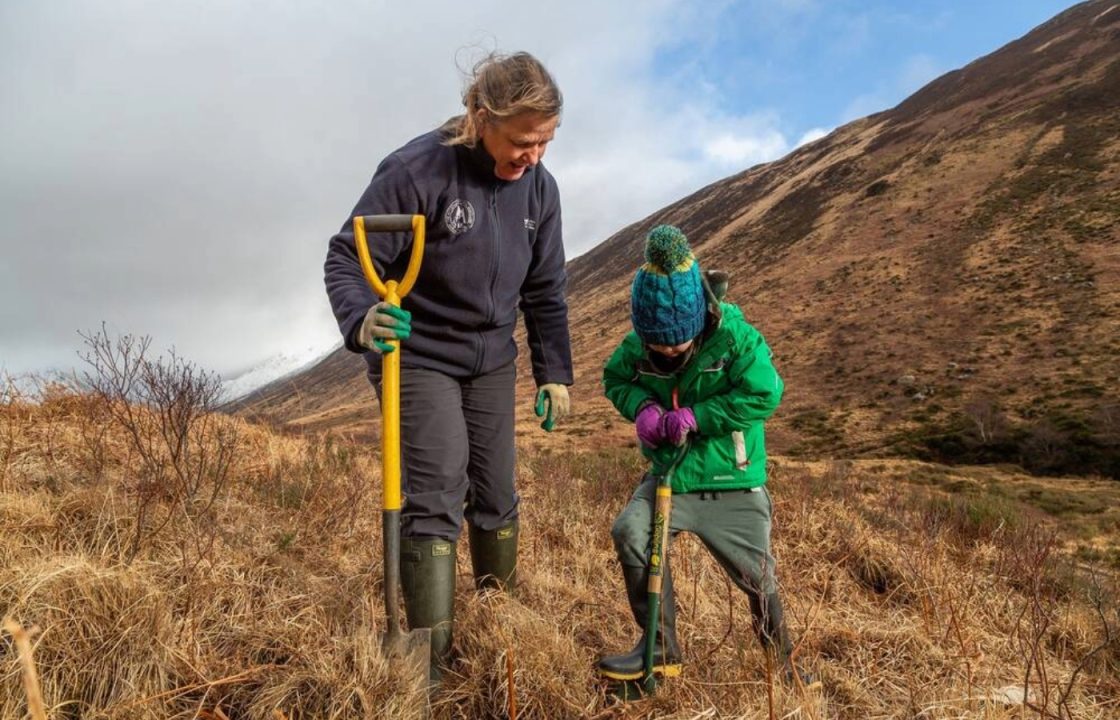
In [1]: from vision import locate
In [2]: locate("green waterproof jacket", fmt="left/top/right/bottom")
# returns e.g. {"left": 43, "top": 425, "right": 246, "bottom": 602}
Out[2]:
{"left": 602, "top": 302, "right": 783, "bottom": 493}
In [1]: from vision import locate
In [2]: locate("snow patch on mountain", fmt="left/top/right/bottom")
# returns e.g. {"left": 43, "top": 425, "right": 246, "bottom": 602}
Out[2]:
{"left": 220, "top": 343, "right": 338, "bottom": 402}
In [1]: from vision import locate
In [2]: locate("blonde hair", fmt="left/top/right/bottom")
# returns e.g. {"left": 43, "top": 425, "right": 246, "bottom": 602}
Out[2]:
{"left": 443, "top": 52, "right": 562, "bottom": 147}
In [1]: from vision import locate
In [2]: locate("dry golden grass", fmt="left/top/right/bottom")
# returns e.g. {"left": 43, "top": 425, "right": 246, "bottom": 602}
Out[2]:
{"left": 2, "top": 388, "right": 1118, "bottom": 719}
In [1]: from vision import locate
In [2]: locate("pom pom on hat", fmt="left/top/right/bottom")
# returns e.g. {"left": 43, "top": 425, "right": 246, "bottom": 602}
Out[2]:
{"left": 645, "top": 225, "right": 692, "bottom": 272}
{"left": 631, "top": 225, "right": 707, "bottom": 346}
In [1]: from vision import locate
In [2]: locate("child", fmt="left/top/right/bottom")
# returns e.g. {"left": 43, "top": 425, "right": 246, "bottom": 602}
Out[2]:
{"left": 599, "top": 224, "right": 805, "bottom": 684}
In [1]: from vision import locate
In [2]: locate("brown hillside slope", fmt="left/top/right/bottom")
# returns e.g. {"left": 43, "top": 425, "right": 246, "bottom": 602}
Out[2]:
{"left": 3, "top": 389, "right": 1119, "bottom": 718}
{"left": 237, "top": 0, "right": 1120, "bottom": 472}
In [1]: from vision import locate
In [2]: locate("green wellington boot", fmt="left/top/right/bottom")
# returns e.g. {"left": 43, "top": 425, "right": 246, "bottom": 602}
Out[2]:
{"left": 400, "top": 537, "right": 457, "bottom": 684}
{"left": 598, "top": 563, "right": 682, "bottom": 681}
{"left": 750, "top": 590, "right": 815, "bottom": 687}
{"left": 469, "top": 519, "right": 518, "bottom": 592}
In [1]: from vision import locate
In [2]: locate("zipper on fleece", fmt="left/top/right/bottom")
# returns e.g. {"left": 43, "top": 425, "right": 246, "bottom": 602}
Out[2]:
{"left": 473, "top": 184, "right": 502, "bottom": 375}
{"left": 487, "top": 184, "right": 501, "bottom": 325}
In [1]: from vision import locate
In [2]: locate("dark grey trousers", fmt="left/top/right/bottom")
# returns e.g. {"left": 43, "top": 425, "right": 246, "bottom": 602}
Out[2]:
{"left": 375, "top": 360, "right": 519, "bottom": 540}
{"left": 611, "top": 476, "right": 778, "bottom": 595}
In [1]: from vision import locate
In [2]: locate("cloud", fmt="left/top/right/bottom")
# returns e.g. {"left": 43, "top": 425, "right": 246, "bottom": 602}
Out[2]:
{"left": 0, "top": 0, "right": 817, "bottom": 378}
{"left": 703, "top": 129, "right": 790, "bottom": 167}
{"left": 796, "top": 127, "right": 831, "bottom": 147}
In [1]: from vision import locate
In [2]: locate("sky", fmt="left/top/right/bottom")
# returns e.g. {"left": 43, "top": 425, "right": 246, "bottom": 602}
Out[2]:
{"left": 0, "top": 0, "right": 1075, "bottom": 381}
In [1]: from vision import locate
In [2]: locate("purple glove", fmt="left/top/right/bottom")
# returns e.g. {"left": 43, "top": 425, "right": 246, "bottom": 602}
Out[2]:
{"left": 661, "top": 408, "right": 697, "bottom": 446}
{"left": 635, "top": 403, "right": 666, "bottom": 448}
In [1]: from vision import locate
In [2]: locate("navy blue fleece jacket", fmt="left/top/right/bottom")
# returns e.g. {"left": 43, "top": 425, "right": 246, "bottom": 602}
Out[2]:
{"left": 324, "top": 126, "right": 573, "bottom": 387}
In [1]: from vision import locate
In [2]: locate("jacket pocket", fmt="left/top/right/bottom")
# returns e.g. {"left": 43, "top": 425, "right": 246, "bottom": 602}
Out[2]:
{"left": 703, "top": 433, "right": 746, "bottom": 484}
{"left": 699, "top": 428, "right": 763, "bottom": 487}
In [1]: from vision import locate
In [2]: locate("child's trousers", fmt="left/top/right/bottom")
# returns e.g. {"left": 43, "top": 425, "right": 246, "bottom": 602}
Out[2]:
{"left": 611, "top": 474, "right": 778, "bottom": 595}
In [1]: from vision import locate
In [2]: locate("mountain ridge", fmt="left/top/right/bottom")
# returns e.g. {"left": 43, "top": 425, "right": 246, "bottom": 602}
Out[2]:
{"left": 220, "top": 343, "right": 340, "bottom": 403}
{"left": 236, "top": 0, "right": 1120, "bottom": 476}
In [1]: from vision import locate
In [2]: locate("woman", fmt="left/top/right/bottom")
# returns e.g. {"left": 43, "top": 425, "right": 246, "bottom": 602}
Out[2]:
{"left": 324, "top": 51, "right": 573, "bottom": 681}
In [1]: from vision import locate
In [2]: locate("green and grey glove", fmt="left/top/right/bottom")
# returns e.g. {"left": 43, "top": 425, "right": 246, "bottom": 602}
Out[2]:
{"left": 357, "top": 302, "right": 411, "bottom": 353}
{"left": 534, "top": 383, "right": 570, "bottom": 432}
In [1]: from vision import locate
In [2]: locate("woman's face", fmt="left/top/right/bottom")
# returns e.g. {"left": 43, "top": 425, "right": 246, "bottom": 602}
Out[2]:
{"left": 478, "top": 111, "right": 559, "bottom": 181}
{"left": 648, "top": 339, "right": 694, "bottom": 358}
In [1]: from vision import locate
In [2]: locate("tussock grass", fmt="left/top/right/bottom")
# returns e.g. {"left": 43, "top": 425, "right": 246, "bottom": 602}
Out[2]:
{"left": 2, "top": 387, "right": 1118, "bottom": 718}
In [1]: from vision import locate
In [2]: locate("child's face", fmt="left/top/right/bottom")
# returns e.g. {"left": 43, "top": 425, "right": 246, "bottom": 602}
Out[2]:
{"left": 648, "top": 339, "right": 694, "bottom": 358}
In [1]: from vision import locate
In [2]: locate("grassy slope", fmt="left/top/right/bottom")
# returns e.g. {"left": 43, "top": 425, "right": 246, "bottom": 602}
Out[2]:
{"left": 235, "top": 1, "right": 1120, "bottom": 483}
{"left": 2, "top": 391, "right": 1118, "bottom": 719}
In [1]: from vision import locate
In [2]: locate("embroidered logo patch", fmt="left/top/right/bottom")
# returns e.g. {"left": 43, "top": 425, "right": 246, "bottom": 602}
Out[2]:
{"left": 444, "top": 199, "right": 475, "bottom": 234}
{"left": 524, "top": 218, "right": 537, "bottom": 230}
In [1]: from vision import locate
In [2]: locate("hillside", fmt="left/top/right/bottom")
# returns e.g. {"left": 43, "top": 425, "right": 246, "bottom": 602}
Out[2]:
{"left": 3, "top": 383, "right": 1119, "bottom": 718}
{"left": 235, "top": 0, "right": 1120, "bottom": 477}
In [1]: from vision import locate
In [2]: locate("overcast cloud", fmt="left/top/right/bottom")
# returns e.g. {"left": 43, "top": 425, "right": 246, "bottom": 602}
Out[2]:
{"left": 3, "top": 1, "right": 1044, "bottom": 380}
{"left": 1, "top": 0, "right": 822, "bottom": 379}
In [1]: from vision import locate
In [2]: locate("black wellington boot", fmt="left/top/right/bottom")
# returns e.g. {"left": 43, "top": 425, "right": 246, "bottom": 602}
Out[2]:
{"left": 469, "top": 519, "right": 519, "bottom": 592}
{"left": 598, "top": 563, "right": 682, "bottom": 681}
{"left": 400, "top": 537, "right": 457, "bottom": 685}
{"left": 749, "top": 590, "right": 815, "bottom": 687}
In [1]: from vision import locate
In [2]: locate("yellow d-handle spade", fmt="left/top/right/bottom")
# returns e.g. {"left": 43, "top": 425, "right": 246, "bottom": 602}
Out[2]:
{"left": 353, "top": 214, "right": 426, "bottom": 659}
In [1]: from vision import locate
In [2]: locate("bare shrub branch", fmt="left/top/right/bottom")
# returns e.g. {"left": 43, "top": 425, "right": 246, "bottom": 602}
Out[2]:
{"left": 78, "top": 324, "right": 240, "bottom": 564}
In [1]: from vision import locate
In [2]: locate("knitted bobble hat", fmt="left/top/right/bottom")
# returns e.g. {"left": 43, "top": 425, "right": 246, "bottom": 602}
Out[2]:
{"left": 630, "top": 225, "right": 707, "bottom": 346}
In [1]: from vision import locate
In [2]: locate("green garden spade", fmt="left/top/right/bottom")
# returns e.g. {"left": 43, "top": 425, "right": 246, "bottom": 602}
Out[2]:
{"left": 353, "top": 214, "right": 431, "bottom": 683}
{"left": 610, "top": 389, "right": 690, "bottom": 702}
